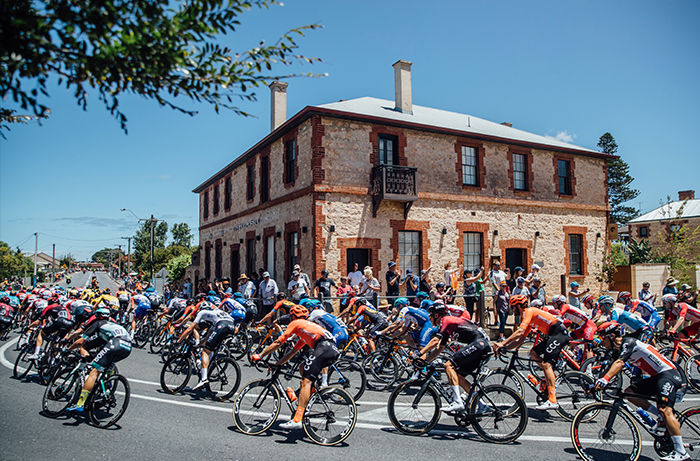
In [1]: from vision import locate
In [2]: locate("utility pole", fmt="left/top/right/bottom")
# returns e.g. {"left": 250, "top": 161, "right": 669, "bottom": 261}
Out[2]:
{"left": 52, "top": 243, "right": 56, "bottom": 283}
{"left": 117, "top": 244, "right": 123, "bottom": 275}
{"left": 33, "top": 232, "right": 38, "bottom": 287}
{"left": 150, "top": 215, "right": 155, "bottom": 285}
{"left": 121, "top": 237, "right": 132, "bottom": 274}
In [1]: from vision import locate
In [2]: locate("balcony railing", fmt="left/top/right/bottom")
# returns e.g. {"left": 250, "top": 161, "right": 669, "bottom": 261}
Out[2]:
{"left": 371, "top": 165, "right": 417, "bottom": 218}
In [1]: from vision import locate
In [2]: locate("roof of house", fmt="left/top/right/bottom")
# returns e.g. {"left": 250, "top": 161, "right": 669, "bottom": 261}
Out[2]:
{"left": 316, "top": 97, "right": 599, "bottom": 154}
{"left": 628, "top": 199, "right": 700, "bottom": 224}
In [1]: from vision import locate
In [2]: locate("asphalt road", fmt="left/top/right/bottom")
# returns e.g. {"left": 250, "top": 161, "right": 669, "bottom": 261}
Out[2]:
{"left": 0, "top": 272, "right": 690, "bottom": 460}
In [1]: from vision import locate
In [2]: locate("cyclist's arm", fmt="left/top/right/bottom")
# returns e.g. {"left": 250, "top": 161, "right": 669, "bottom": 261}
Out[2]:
{"left": 178, "top": 322, "right": 197, "bottom": 342}
{"left": 595, "top": 359, "right": 625, "bottom": 389}
{"left": 418, "top": 335, "right": 442, "bottom": 359}
{"left": 669, "top": 316, "right": 686, "bottom": 333}
{"left": 498, "top": 327, "right": 528, "bottom": 351}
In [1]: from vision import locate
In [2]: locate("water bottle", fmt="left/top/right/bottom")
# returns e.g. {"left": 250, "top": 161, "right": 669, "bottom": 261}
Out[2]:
{"left": 285, "top": 387, "right": 297, "bottom": 402}
{"left": 637, "top": 408, "right": 654, "bottom": 427}
{"left": 527, "top": 374, "right": 539, "bottom": 387}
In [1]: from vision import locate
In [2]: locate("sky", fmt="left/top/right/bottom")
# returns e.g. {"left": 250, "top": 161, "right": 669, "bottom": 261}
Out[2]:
{"left": 1, "top": 0, "right": 699, "bottom": 260}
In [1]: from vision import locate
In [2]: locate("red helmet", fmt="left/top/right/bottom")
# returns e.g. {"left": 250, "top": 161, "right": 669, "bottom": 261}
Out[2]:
{"left": 618, "top": 292, "right": 632, "bottom": 302}
{"left": 597, "top": 321, "right": 621, "bottom": 337}
{"left": 581, "top": 294, "right": 595, "bottom": 306}
{"left": 289, "top": 305, "right": 309, "bottom": 319}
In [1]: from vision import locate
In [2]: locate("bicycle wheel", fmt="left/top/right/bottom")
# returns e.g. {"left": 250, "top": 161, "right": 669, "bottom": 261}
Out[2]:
{"left": 328, "top": 359, "right": 367, "bottom": 402}
{"left": 223, "top": 332, "right": 250, "bottom": 360}
{"left": 570, "top": 402, "right": 642, "bottom": 461}
{"left": 685, "top": 353, "right": 700, "bottom": 393}
{"left": 132, "top": 323, "right": 150, "bottom": 348}
{"left": 479, "top": 367, "right": 525, "bottom": 400}
{"left": 13, "top": 347, "right": 34, "bottom": 379}
{"left": 206, "top": 356, "right": 241, "bottom": 401}
{"left": 387, "top": 380, "right": 441, "bottom": 435}
{"left": 88, "top": 374, "right": 130, "bottom": 428}
{"left": 469, "top": 384, "right": 528, "bottom": 443}
{"left": 232, "top": 379, "right": 281, "bottom": 435}
{"left": 160, "top": 354, "right": 192, "bottom": 394}
{"left": 363, "top": 352, "right": 399, "bottom": 391}
{"left": 42, "top": 367, "right": 80, "bottom": 417}
{"left": 303, "top": 386, "right": 357, "bottom": 446}
{"left": 149, "top": 327, "right": 168, "bottom": 354}
{"left": 581, "top": 357, "right": 623, "bottom": 400}
{"left": 679, "top": 406, "right": 700, "bottom": 459}
{"left": 555, "top": 371, "right": 600, "bottom": 421}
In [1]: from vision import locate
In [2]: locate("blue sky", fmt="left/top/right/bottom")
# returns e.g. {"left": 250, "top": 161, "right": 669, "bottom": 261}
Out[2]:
{"left": 1, "top": 0, "right": 698, "bottom": 260}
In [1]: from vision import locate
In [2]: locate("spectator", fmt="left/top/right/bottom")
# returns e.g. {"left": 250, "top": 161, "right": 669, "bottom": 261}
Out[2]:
{"left": 525, "top": 264, "right": 541, "bottom": 284}
{"left": 221, "top": 278, "right": 233, "bottom": 295}
{"left": 663, "top": 277, "right": 679, "bottom": 296}
{"left": 294, "top": 264, "right": 311, "bottom": 290}
{"left": 568, "top": 281, "right": 589, "bottom": 308}
{"left": 529, "top": 277, "right": 547, "bottom": 305}
{"left": 287, "top": 270, "right": 309, "bottom": 301}
{"left": 462, "top": 267, "right": 483, "bottom": 319}
{"left": 512, "top": 277, "right": 529, "bottom": 296}
{"left": 385, "top": 262, "right": 401, "bottom": 298}
{"left": 489, "top": 260, "right": 506, "bottom": 297}
{"left": 336, "top": 276, "right": 353, "bottom": 297}
{"left": 238, "top": 274, "right": 256, "bottom": 298}
{"left": 679, "top": 284, "right": 696, "bottom": 306}
{"left": 434, "top": 282, "right": 453, "bottom": 304}
{"left": 443, "top": 262, "right": 462, "bottom": 293}
{"left": 403, "top": 268, "right": 420, "bottom": 298}
{"left": 183, "top": 278, "right": 193, "bottom": 299}
{"left": 638, "top": 281, "right": 656, "bottom": 304}
{"left": 419, "top": 267, "right": 432, "bottom": 293}
{"left": 314, "top": 270, "right": 336, "bottom": 312}
{"left": 493, "top": 281, "right": 510, "bottom": 341}
{"left": 257, "top": 272, "right": 278, "bottom": 317}
{"left": 347, "top": 262, "right": 363, "bottom": 291}
{"left": 358, "top": 267, "right": 380, "bottom": 298}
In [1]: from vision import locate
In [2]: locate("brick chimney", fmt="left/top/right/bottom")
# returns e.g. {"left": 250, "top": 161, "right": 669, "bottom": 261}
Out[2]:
{"left": 392, "top": 60, "right": 413, "bottom": 114}
{"left": 269, "top": 81, "right": 288, "bottom": 131}
{"left": 679, "top": 190, "right": 695, "bottom": 201}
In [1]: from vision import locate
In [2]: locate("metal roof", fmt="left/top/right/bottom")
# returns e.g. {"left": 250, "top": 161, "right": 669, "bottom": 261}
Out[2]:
{"left": 628, "top": 199, "right": 700, "bottom": 223}
{"left": 316, "top": 97, "right": 600, "bottom": 154}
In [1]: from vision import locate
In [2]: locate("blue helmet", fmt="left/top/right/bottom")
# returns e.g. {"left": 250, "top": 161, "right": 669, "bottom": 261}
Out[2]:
{"left": 420, "top": 299, "right": 434, "bottom": 311}
{"left": 393, "top": 297, "right": 410, "bottom": 309}
{"left": 415, "top": 291, "right": 429, "bottom": 300}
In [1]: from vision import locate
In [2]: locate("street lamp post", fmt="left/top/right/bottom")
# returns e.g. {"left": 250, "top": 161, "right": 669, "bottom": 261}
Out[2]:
{"left": 120, "top": 209, "right": 158, "bottom": 286}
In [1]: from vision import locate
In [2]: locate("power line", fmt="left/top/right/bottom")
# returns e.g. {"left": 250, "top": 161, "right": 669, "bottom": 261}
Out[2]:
{"left": 38, "top": 232, "right": 128, "bottom": 242}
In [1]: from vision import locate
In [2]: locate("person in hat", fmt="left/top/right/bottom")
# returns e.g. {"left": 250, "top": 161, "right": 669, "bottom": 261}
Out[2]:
{"left": 402, "top": 268, "right": 420, "bottom": 298}
{"left": 385, "top": 261, "right": 401, "bottom": 298}
{"left": 257, "top": 271, "right": 278, "bottom": 317}
{"left": 664, "top": 278, "right": 680, "bottom": 296}
{"left": 512, "top": 276, "right": 529, "bottom": 297}
{"left": 568, "top": 281, "right": 589, "bottom": 308}
{"left": 238, "top": 274, "right": 256, "bottom": 299}
{"left": 293, "top": 264, "right": 311, "bottom": 289}
{"left": 288, "top": 270, "right": 309, "bottom": 301}
{"left": 525, "top": 263, "right": 541, "bottom": 284}
{"left": 313, "top": 269, "right": 336, "bottom": 313}
{"left": 358, "top": 267, "right": 380, "bottom": 297}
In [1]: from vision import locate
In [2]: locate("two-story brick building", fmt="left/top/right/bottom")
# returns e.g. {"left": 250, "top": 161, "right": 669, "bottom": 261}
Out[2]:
{"left": 191, "top": 60, "right": 612, "bottom": 294}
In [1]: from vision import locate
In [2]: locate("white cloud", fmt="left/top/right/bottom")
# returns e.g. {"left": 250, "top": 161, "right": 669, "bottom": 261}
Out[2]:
{"left": 546, "top": 130, "right": 576, "bottom": 143}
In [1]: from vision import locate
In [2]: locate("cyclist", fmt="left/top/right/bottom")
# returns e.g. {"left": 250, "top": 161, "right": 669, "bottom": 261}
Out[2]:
{"left": 259, "top": 295, "right": 297, "bottom": 330}
{"left": 116, "top": 286, "right": 130, "bottom": 311}
{"left": 666, "top": 294, "right": 700, "bottom": 340}
{"left": 219, "top": 294, "right": 247, "bottom": 331}
{"left": 308, "top": 308, "right": 348, "bottom": 387}
{"left": 597, "top": 295, "right": 652, "bottom": 340}
{"left": 129, "top": 291, "right": 151, "bottom": 332}
{"left": 493, "top": 294, "right": 570, "bottom": 411}
{"left": 388, "top": 296, "right": 411, "bottom": 321}
{"left": 380, "top": 300, "right": 435, "bottom": 349}
{"left": 178, "top": 303, "right": 238, "bottom": 390}
{"left": 27, "top": 296, "right": 74, "bottom": 360}
{"left": 595, "top": 321, "right": 688, "bottom": 460}
{"left": 0, "top": 296, "right": 14, "bottom": 333}
{"left": 66, "top": 308, "right": 132, "bottom": 413}
{"left": 349, "top": 297, "right": 388, "bottom": 352}
{"left": 620, "top": 292, "right": 662, "bottom": 331}
{"left": 418, "top": 302, "right": 490, "bottom": 412}
{"left": 552, "top": 294, "right": 596, "bottom": 359}
{"left": 232, "top": 292, "right": 258, "bottom": 324}
{"left": 251, "top": 305, "right": 339, "bottom": 430}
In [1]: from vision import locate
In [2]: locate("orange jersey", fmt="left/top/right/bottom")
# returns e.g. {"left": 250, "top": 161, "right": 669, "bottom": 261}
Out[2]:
{"left": 278, "top": 319, "right": 333, "bottom": 352}
{"left": 519, "top": 307, "right": 560, "bottom": 335}
{"left": 272, "top": 299, "right": 296, "bottom": 314}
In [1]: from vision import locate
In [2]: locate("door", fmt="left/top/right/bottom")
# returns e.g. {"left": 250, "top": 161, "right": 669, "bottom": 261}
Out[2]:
{"left": 504, "top": 248, "right": 526, "bottom": 278}
{"left": 346, "top": 249, "right": 370, "bottom": 274}
{"left": 230, "top": 248, "right": 240, "bottom": 282}
{"left": 265, "top": 235, "right": 275, "bottom": 279}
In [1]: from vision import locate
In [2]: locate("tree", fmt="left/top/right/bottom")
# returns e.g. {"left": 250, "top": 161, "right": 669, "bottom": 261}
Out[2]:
{"left": 59, "top": 253, "right": 76, "bottom": 269}
{"left": 598, "top": 133, "right": 640, "bottom": 224}
{"left": 167, "top": 253, "right": 193, "bottom": 283}
{"left": 133, "top": 220, "right": 169, "bottom": 272}
{"left": 91, "top": 247, "right": 123, "bottom": 265}
{"left": 1, "top": 0, "right": 321, "bottom": 135}
{"left": 628, "top": 238, "right": 652, "bottom": 264}
{"left": 171, "top": 223, "right": 193, "bottom": 248}
{"left": 652, "top": 197, "right": 700, "bottom": 287}
{"left": 0, "top": 241, "right": 33, "bottom": 280}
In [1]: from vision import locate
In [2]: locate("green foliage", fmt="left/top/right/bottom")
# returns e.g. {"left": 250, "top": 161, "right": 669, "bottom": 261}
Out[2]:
{"left": 652, "top": 198, "right": 700, "bottom": 287}
{"left": 598, "top": 132, "right": 640, "bottom": 224}
{"left": 0, "top": 241, "right": 33, "bottom": 279}
{"left": 611, "top": 242, "right": 629, "bottom": 266}
{"left": 59, "top": 253, "right": 76, "bottom": 269}
{"left": 596, "top": 242, "right": 630, "bottom": 289}
{"left": 91, "top": 247, "right": 123, "bottom": 264}
{"left": 1, "top": 0, "right": 322, "bottom": 135}
{"left": 171, "top": 223, "right": 193, "bottom": 248}
{"left": 133, "top": 219, "right": 169, "bottom": 272}
{"left": 167, "top": 252, "right": 193, "bottom": 283}
{"left": 628, "top": 238, "right": 652, "bottom": 264}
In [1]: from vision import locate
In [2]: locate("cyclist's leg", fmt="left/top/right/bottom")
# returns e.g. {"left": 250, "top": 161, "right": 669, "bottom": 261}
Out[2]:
{"left": 295, "top": 340, "right": 339, "bottom": 423}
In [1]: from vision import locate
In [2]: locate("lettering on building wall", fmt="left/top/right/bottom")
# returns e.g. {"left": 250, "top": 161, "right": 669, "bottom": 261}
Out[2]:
{"left": 233, "top": 217, "right": 261, "bottom": 231}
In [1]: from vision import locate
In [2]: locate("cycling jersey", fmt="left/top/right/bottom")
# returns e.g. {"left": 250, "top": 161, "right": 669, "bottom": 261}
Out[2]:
{"left": 609, "top": 307, "right": 649, "bottom": 333}
{"left": 0, "top": 303, "right": 15, "bottom": 317}
{"left": 617, "top": 337, "right": 675, "bottom": 375}
{"left": 69, "top": 300, "right": 93, "bottom": 325}
{"left": 558, "top": 303, "right": 590, "bottom": 329}
{"left": 353, "top": 303, "right": 385, "bottom": 325}
{"left": 41, "top": 303, "right": 72, "bottom": 322}
{"left": 94, "top": 295, "right": 119, "bottom": 308}
{"left": 398, "top": 306, "right": 430, "bottom": 327}
{"left": 435, "top": 316, "right": 488, "bottom": 347}
{"left": 116, "top": 290, "right": 130, "bottom": 303}
{"left": 167, "top": 297, "right": 188, "bottom": 311}
{"left": 518, "top": 307, "right": 561, "bottom": 335}
{"left": 445, "top": 304, "right": 471, "bottom": 320}
{"left": 309, "top": 310, "right": 349, "bottom": 346}
{"left": 83, "top": 319, "right": 131, "bottom": 350}
{"left": 193, "top": 309, "right": 233, "bottom": 327}
{"left": 272, "top": 299, "right": 296, "bottom": 314}
{"left": 278, "top": 319, "right": 334, "bottom": 352}
{"left": 8, "top": 296, "right": 20, "bottom": 308}
{"left": 131, "top": 294, "right": 151, "bottom": 310}
{"left": 670, "top": 302, "right": 700, "bottom": 324}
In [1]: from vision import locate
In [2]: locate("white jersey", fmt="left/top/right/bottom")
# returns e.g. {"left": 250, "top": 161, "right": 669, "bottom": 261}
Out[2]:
{"left": 194, "top": 308, "right": 233, "bottom": 326}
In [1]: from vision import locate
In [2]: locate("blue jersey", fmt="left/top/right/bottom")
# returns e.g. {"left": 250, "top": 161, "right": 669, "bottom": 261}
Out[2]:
{"left": 309, "top": 310, "right": 348, "bottom": 346}
{"left": 610, "top": 307, "right": 649, "bottom": 333}
{"left": 220, "top": 298, "right": 246, "bottom": 321}
{"left": 8, "top": 296, "right": 20, "bottom": 308}
{"left": 399, "top": 307, "right": 430, "bottom": 327}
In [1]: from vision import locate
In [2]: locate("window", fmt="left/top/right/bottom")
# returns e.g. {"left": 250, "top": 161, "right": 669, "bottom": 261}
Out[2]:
{"left": 287, "top": 231, "right": 299, "bottom": 277}
{"left": 214, "top": 240, "right": 222, "bottom": 279}
{"left": 224, "top": 177, "right": 231, "bottom": 211}
{"left": 246, "top": 238, "right": 256, "bottom": 275}
{"left": 639, "top": 226, "right": 649, "bottom": 238}
{"left": 261, "top": 156, "right": 270, "bottom": 203}
{"left": 462, "top": 232, "right": 483, "bottom": 270}
{"left": 265, "top": 235, "right": 275, "bottom": 279}
{"left": 461, "top": 146, "right": 479, "bottom": 186}
{"left": 247, "top": 164, "right": 255, "bottom": 201}
{"left": 284, "top": 140, "right": 296, "bottom": 183}
{"left": 670, "top": 224, "right": 681, "bottom": 233}
{"left": 378, "top": 134, "right": 399, "bottom": 165}
{"left": 204, "top": 243, "right": 211, "bottom": 280}
{"left": 213, "top": 184, "right": 220, "bottom": 215}
{"left": 558, "top": 159, "right": 572, "bottom": 195}
{"left": 398, "top": 231, "right": 421, "bottom": 275}
{"left": 203, "top": 191, "right": 209, "bottom": 219}
{"left": 568, "top": 234, "right": 583, "bottom": 275}
{"left": 513, "top": 153, "right": 528, "bottom": 191}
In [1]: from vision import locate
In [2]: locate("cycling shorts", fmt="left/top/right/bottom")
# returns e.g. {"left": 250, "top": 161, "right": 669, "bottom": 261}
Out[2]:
{"left": 134, "top": 306, "right": 150, "bottom": 320}
{"left": 42, "top": 318, "right": 75, "bottom": 336}
{"left": 411, "top": 321, "right": 437, "bottom": 348}
{"left": 572, "top": 320, "right": 597, "bottom": 341}
{"left": 449, "top": 340, "right": 491, "bottom": 376}
{"left": 301, "top": 339, "right": 339, "bottom": 382}
{"left": 533, "top": 322, "right": 570, "bottom": 365}
{"left": 203, "top": 320, "right": 236, "bottom": 352}
{"left": 368, "top": 319, "right": 389, "bottom": 338}
{"left": 332, "top": 329, "right": 349, "bottom": 348}
{"left": 0, "top": 316, "right": 12, "bottom": 328}
{"left": 119, "top": 299, "right": 129, "bottom": 310}
{"left": 92, "top": 337, "right": 132, "bottom": 372}
{"left": 629, "top": 369, "right": 683, "bottom": 408}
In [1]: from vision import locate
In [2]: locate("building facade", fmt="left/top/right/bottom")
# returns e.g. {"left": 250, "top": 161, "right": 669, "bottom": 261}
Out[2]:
{"left": 191, "top": 61, "right": 612, "bottom": 294}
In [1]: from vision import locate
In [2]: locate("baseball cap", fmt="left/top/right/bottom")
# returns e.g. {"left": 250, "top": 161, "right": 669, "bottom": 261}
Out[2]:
{"left": 405, "top": 268, "right": 413, "bottom": 274}
{"left": 292, "top": 270, "right": 300, "bottom": 276}
{"left": 531, "top": 264, "right": 540, "bottom": 270}
{"left": 515, "top": 266, "right": 524, "bottom": 273}
{"left": 388, "top": 261, "right": 397, "bottom": 268}
{"left": 294, "top": 264, "right": 301, "bottom": 270}
{"left": 262, "top": 272, "right": 270, "bottom": 278}
{"left": 516, "top": 277, "right": 525, "bottom": 283}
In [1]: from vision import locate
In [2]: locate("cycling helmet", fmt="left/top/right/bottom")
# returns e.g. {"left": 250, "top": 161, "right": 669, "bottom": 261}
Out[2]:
{"left": 103, "top": 288, "right": 111, "bottom": 294}
{"left": 617, "top": 291, "right": 632, "bottom": 302}
{"left": 354, "top": 297, "right": 368, "bottom": 307}
{"left": 661, "top": 294, "right": 677, "bottom": 306}
{"left": 551, "top": 294, "right": 567, "bottom": 307}
{"left": 195, "top": 293, "right": 207, "bottom": 300}
{"left": 509, "top": 294, "right": 529, "bottom": 310}
{"left": 208, "top": 290, "right": 217, "bottom": 296}
{"left": 95, "top": 308, "right": 111, "bottom": 318}
{"left": 420, "top": 299, "right": 434, "bottom": 311}
{"left": 393, "top": 297, "right": 410, "bottom": 309}
{"left": 146, "top": 286, "right": 155, "bottom": 292}
{"left": 427, "top": 302, "right": 447, "bottom": 316}
{"left": 597, "top": 295, "right": 615, "bottom": 308}
{"left": 198, "top": 301, "right": 213, "bottom": 311}
{"left": 276, "top": 292, "right": 287, "bottom": 301}
{"left": 415, "top": 291, "right": 429, "bottom": 300}
{"left": 529, "top": 299, "right": 544, "bottom": 308}
{"left": 597, "top": 321, "right": 622, "bottom": 337}
{"left": 289, "top": 305, "right": 309, "bottom": 319}
{"left": 680, "top": 284, "right": 692, "bottom": 291}
{"left": 581, "top": 294, "right": 595, "bottom": 306}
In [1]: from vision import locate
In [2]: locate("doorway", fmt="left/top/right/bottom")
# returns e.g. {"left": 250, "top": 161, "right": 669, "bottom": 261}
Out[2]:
{"left": 346, "top": 248, "right": 370, "bottom": 274}
{"left": 504, "top": 248, "right": 526, "bottom": 278}
{"left": 230, "top": 248, "right": 240, "bottom": 282}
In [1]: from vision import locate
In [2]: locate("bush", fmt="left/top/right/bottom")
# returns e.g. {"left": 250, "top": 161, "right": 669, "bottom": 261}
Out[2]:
{"left": 166, "top": 253, "right": 191, "bottom": 283}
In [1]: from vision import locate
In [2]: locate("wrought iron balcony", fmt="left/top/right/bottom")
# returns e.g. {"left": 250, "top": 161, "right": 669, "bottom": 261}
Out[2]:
{"left": 371, "top": 165, "right": 417, "bottom": 218}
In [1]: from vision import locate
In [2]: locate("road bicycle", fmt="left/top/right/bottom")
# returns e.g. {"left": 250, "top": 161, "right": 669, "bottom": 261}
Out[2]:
{"left": 42, "top": 356, "right": 130, "bottom": 428}
{"left": 387, "top": 357, "right": 528, "bottom": 443}
{"left": 571, "top": 390, "right": 700, "bottom": 460}
{"left": 232, "top": 360, "right": 357, "bottom": 446}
